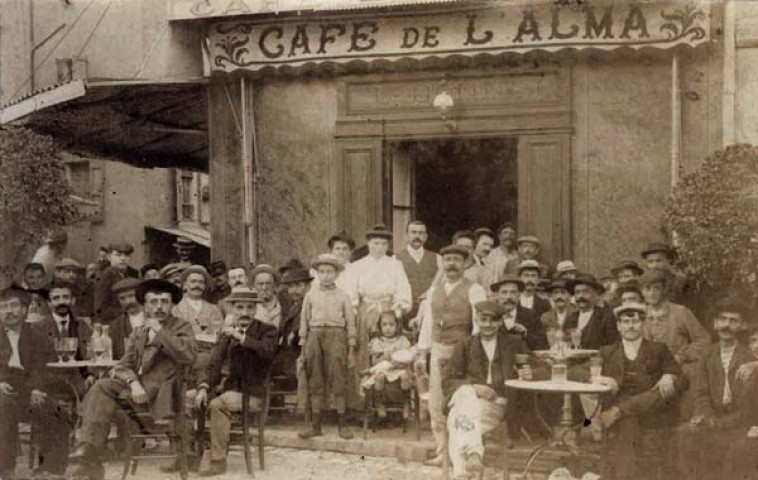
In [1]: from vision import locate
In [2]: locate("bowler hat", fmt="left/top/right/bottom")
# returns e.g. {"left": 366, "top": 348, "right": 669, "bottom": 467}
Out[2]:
{"left": 517, "top": 235, "right": 540, "bottom": 246}
{"left": 474, "top": 300, "right": 507, "bottom": 318}
{"left": 517, "top": 259, "right": 542, "bottom": 275}
{"left": 282, "top": 267, "right": 314, "bottom": 285}
{"left": 638, "top": 270, "right": 667, "bottom": 286}
{"left": 172, "top": 236, "right": 195, "bottom": 249}
{"left": 440, "top": 245, "right": 470, "bottom": 260}
{"left": 311, "top": 254, "right": 344, "bottom": 272}
{"left": 208, "top": 261, "right": 228, "bottom": 277}
{"left": 611, "top": 259, "right": 644, "bottom": 277}
{"left": 327, "top": 229, "right": 356, "bottom": 250}
{"left": 250, "top": 264, "right": 282, "bottom": 284}
{"left": 136, "top": 279, "right": 182, "bottom": 305}
{"left": 614, "top": 301, "right": 647, "bottom": 318}
{"left": 567, "top": 274, "right": 605, "bottom": 294}
{"left": 547, "top": 279, "right": 569, "bottom": 292}
{"left": 641, "top": 242, "right": 675, "bottom": 260}
{"left": 226, "top": 287, "right": 265, "bottom": 304}
{"left": 365, "top": 224, "right": 393, "bottom": 240}
{"left": 112, "top": 277, "right": 142, "bottom": 294}
{"left": 712, "top": 297, "right": 749, "bottom": 319}
{"left": 180, "top": 265, "right": 212, "bottom": 291}
{"left": 490, "top": 274, "right": 525, "bottom": 293}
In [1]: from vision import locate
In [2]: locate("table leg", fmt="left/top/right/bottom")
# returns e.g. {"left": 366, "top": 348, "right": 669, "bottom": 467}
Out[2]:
{"left": 553, "top": 393, "right": 577, "bottom": 450}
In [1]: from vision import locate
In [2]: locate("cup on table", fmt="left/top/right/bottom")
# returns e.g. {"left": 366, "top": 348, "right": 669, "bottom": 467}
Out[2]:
{"left": 569, "top": 328, "right": 582, "bottom": 349}
{"left": 589, "top": 355, "right": 603, "bottom": 380}
{"left": 63, "top": 337, "right": 78, "bottom": 362}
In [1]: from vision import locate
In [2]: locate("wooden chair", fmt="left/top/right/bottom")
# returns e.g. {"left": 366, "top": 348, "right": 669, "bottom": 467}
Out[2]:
{"left": 362, "top": 381, "right": 421, "bottom": 440}
{"left": 121, "top": 366, "right": 189, "bottom": 480}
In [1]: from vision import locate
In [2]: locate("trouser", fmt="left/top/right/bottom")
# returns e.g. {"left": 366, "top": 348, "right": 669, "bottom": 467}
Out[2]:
{"left": 429, "top": 342, "right": 456, "bottom": 454}
{"left": 208, "top": 391, "right": 262, "bottom": 462}
{"left": 447, "top": 385, "right": 506, "bottom": 478}
{"left": 305, "top": 327, "right": 347, "bottom": 414}
{"left": 0, "top": 389, "right": 72, "bottom": 474}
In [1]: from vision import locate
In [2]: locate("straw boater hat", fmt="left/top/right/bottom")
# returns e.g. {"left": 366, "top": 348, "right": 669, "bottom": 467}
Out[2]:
{"left": 173, "top": 236, "right": 195, "bottom": 250}
{"left": 613, "top": 301, "right": 647, "bottom": 318}
{"left": 365, "top": 224, "right": 393, "bottom": 240}
{"left": 610, "top": 259, "right": 644, "bottom": 277}
{"left": 226, "top": 287, "right": 265, "bottom": 304}
{"left": 555, "top": 260, "right": 577, "bottom": 275}
{"left": 439, "top": 244, "right": 470, "bottom": 260}
{"left": 490, "top": 273, "right": 526, "bottom": 293}
{"left": 311, "top": 253, "right": 344, "bottom": 272}
{"left": 136, "top": 279, "right": 183, "bottom": 305}
{"left": 640, "top": 242, "right": 675, "bottom": 260}
{"left": 179, "top": 265, "right": 213, "bottom": 291}
{"left": 567, "top": 273, "right": 606, "bottom": 294}
{"left": 327, "top": 229, "right": 356, "bottom": 250}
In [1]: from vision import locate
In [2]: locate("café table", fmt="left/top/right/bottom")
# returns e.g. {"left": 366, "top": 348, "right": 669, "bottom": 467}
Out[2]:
{"left": 504, "top": 378, "right": 612, "bottom": 477}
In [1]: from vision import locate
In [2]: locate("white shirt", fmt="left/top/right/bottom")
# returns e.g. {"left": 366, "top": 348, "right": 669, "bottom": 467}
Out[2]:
{"left": 503, "top": 309, "right": 517, "bottom": 330}
{"left": 128, "top": 312, "right": 144, "bottom": 330}
{"left": 5, "top": 328, "right": 23, "bottom": 369}
{"left": 720, "top": 344, "right": 736, "bottom": 405}
{"left": 416, "top": 279, "right": 487, "bottom": 350}
{"left": 185, "top": 298, "right": 203, "bottom": 312}
{"left": 578, "top": 308, "right": 594, "bottom": 331}
{"left": 481, "top": 336, "right": 498, "bottom": 384}
{"left": 52, "top": 313, "right": 70, "bottom": 336}
{"left": 344, "top": 254, "right": 412, "bottom": 309}
{"left": 519, "top": 293, "right": 534, "bottom": 310}
{"left": 406, "top": 246, "right": 444, "bottom": 270}
{"left": 622, "top": 337, "right": 643, "bottom": 361}
{"left": 555, "top": 309, "right": 568, "bottom": 327}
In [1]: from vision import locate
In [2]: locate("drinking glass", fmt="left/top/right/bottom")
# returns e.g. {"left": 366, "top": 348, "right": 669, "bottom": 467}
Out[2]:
{"left": 514, "top": 353, "right": 531, "bottom": 380}
{"left": 590, "top": 355, "right": 603, "bottom": 380}
{"left": 64, "top": 337, "right": 78, "bottom": 363}
{"left": 551, "top": 363, "right": 568, "bottom": 382}
{"left": 92, "top": 345, "right": 105, "bottom": 363}
{"left": 54, "top": 338, "right": 65, "bottom": 363}
{"left": 569, "top": 328, "right": 582, "bottom": 349}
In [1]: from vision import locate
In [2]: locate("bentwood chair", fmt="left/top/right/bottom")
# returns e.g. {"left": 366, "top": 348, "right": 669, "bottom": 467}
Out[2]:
{"left": 121, "top": 366, "right": 190, "bottom": 480}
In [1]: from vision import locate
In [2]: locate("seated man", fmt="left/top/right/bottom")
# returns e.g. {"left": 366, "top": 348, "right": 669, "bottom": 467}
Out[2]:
{"left": 676, "top": 298, "right": 758, "bottom": 480}
{"left": 108, "top": 277, "right": 144, "bottom": 360}
{"left": 443, "top": 300, "right": 538, "bottom": 480}
{"left": 590, "top": 302, "right": 686, "bottom": 480}
{"left": 193, "top": 288, "right": 278, "bottom": 477}
{"left": 0, "top": 286, "right": 72, "bottom": 478}
{"left": 69, "top": 279, "right": 196, "bottom": 479}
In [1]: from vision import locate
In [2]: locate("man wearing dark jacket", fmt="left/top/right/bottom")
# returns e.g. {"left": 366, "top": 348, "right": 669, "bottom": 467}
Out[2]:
{"left": 93, "top": 243, "right": 138, "bottom": 324}
{"left": 516, "top": 260, "right": 552, "bottom": 322}
{"left": 193, "top": 288, "right": 278, "bottom": 477}
{"left": 564, "top": 274, "right": 619, "bottom": 350}
{"left": 490, "top": 274, "right": 549, "bottom": 351}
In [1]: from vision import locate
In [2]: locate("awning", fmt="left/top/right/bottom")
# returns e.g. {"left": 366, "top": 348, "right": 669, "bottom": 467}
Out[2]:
{"left": 145, "top": 225, "right": 211, "bottom": 248}
{"left": 204, "top": 1, "right": 711, "bottom": 73}
{"left": 0, "top": 78, "right": 209, "bottom": 171}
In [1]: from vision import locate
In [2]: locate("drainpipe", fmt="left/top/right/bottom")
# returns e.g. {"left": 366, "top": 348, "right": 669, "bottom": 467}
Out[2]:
{"left": 723, "top": 0, "right": 736, "bottom": 146}
{"left": 29, "top": 0, "right": 34, "bottom": 92}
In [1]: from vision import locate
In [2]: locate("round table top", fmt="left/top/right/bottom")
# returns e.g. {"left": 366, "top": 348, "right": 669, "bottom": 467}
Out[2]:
{"left": 47, "top": 360, "right": 117, "bottom": 369}
{"left": 533, "top": 349, "right": 599, "bottom": 359}
{"left": 504, "top": 379, "right": 612, "bottom": 394}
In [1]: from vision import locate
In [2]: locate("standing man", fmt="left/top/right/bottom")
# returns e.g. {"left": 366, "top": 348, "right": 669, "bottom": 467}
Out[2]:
{"left": 490, "top": 274, "right": 549, "bottom": 351}
{"left": 109, "top": 278, "right": 144, "bottom": 360}
{"left": 172, "top": 265, "right": 224, "bottom": 339}
{"left": 69, "top": 279, "right": 196, "bottom": 479}
{"left": 193, "top": 288, "right": 278, "bottom": 476}
{"left": 278, "top": 266, "right": 312, "bottom": 406}
{"left": 207, "top": 262, "right": 231, "bottom": 305}
{"left": 94, "top": 243, "right": 138, "bottom": 325}
{"left": 416, "top": 245, "right": 487, "bottom": 467}
{"left": 452, "top": 230, "right": 490, "bottom": 288}
{"left": 517, "top": 260, "right": 552, "bottom": 322}
{"left": 395, "top": 220, "right": 442, "bottom": 324}
{"left": 485, "top": 223, "right": 519, "bottom": 279}
{"left": 250, "top": 265, "right": 283, "bottom": 330}
{"left": 564, "top": 274, "right": 619, "bottom": 350}
{"left": 611, "top": 259, "right": 644, "bottom": 285}
{"left": 641, "top": 242, "right": 690, "bottom": 305}
{"left": 472, "top": 228, "right": 495, "bottom": 268}
{"left": 0, "top": 286, "right": 73, "bottom": 478}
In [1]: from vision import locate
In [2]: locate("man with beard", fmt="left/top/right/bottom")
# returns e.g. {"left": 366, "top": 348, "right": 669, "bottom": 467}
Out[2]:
{"left": 416, "top": 245, "right": 487, "bottom": 467}
{"left": 516, "top": 260, "right": 552, "bottom": 322}
{"left": 396, "top": 221, "right": 442, "bottom": 324}
{"left": 564, "top": 274, "right": 618, "bottom": 350}
{"left": 675, "top": 298, "right": 758, "bottom": 479}
{"left": 69, "top": 279, "right": 196, "bottom": 479}
{"left": 491, "top": 274, "right": 548, "bottom": 351}
{"left": 193, "top": 288, "right": 278, "bottom": 476}
{"left": 590, "top": 302, "right": 685, "bottom": 480}
{"left": 485, "top": 223, "right": 519, "bottom": 279}
{"left": 109, "top": 278, "right": 144, "bottom": 360}
{"left": 452, "top": 230, "right": 490, "bottom": 289}
{"left": 540, "top": 279, "right": 576, "bottom": 335}
{"left": 0, "top": 286, "right": 73, "bottom": 479}
{"left": 172, "top": 265, "right": 224, "bottom": 340}
{"left": 94, "top": 243, "right": 138, "bottom": 325}
{"left": 472, "top": 228, "right": 495, "bottom": 268}
{"left": 207, "top": 261, "right": 231, "bottom": 305}
{"left": 55, "top": 258, "right": 94, "bottom": 318}
{"left": 250, "top": 265, "right": 283, "bottom": 331}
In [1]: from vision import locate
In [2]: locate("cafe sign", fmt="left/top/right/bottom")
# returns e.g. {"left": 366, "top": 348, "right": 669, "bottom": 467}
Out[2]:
{"left": 207, "top": 1, "right": 710, "bottom": 72}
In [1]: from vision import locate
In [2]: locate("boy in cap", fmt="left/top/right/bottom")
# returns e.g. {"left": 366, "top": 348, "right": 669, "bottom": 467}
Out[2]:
{"left": 299, "top": 254, "right": 357, "bottom": 440}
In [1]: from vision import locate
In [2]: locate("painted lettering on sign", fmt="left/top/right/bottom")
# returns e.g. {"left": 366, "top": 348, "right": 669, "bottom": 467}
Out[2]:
{"left": 208, "top": 2, "right": 710, "bottom": 72}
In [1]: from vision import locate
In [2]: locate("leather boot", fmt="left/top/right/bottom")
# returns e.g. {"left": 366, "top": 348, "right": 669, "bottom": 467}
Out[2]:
{"left": 298, "top": 412, "right": 323, "bottom": 439}
{"left": 338, "top": 414, "right": 353, "bottom": 440}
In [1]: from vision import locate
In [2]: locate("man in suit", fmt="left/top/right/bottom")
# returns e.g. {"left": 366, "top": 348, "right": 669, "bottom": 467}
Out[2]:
{"left": 108, "top": 277, "right": 144, "bottom": 360}
{"left": 94, "top": 243, "right": 138, "bottom": 325}
{"left": 0, "top": 286, "right": 72, "bottom": 478}
{"left": 172, "top": 265, "right": 224, "bottom": 339}
{"left": 589, "top": 302, "right": 685, "bottom": 480}
{"left": 396, "top": 220, "right": 442, "bottom": 325}
{"left": 207, "top": 261, "right": 231, "bottom": 305}
{"left": 676, "top": 298, "right": 758, "bottom": 479}
{"left": 277, "top": 267, "right": 312, "bottom": 381}
{"left": 193, "top": 288, "right": 278, "bottom": 476}
{"left": 564, "top": 274, "right": 619, "bottom": 350}
{"left": 443, "top": 300, "right": 543, "bottom": 479}
{"left": 472, "top": 228, "right": 495, "bottom": 268}
{"left": 516, "top": 260, "right": 552, "bottom": 322}
{"left": 69, "top": 279, "right": 196, "bottom": 479}
{"left": 490, "top": 274, "right": 549, "bottom": 351}
{"left": 540, "top": 279, "right": 576, "bottom": 335}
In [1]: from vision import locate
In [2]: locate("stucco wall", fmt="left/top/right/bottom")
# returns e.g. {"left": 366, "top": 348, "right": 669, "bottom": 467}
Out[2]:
{"left": 735, "top": 1, "right": 758, "bottom": 145}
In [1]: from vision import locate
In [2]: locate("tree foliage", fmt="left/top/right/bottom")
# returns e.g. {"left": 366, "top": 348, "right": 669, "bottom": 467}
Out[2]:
{"left": 665, "top": 144, "right": 758, "bottom": 305}
{"left": 0, "top": 127, "right": 78, "bottom": 268}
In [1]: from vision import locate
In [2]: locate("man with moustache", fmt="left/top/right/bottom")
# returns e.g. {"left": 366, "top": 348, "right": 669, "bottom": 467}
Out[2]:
{"left": 94, "top": 243, "right": 138, "bottom": 325}
{"left": 472, "top": 228, "right": 495, "bottom": 268}
{"left": 416, "top": 245, "right": 487, "bottom": 467}
{"left": 396, "top": 221, "right": 442, "bottom": 324}
{"left": 109, "top": 278, "right": 144, "bottom": 360}
{"left": 516, "top": 260, "right": 552, "bottom": 322}
{"left": 250, "top": 265, "right": 284, "bottom": 331}
{"left": 193, "top": 288, "right": 278, "bottom": 476}
{"left": 69, "top": 279, "right": 196, "bottom": 479}
{"left": 452, "top": 230, "right": 491, "bottom": 289}
{"left": 54, "top": 259, "right": 94, "bottom": 318}
{"left": 36, "top": 281, "right": 93, "bottom": 367}
{"left": 172, "top": 265, "right": 224, "bottom": 339}
{"left": 540, "top": 279, "right": 576, "bottom": 334}
{"left": 0, "top": 286, "right": 72, "bottom": 479}
{"left": 490, "top": 274, "right": 548, "bottom": 351}
{"left": 676, "top": 298, "right": 758, "bottom": 480}
{"left": 589, "top": 302, "right": 685, "bottom": 480}
{"left": 564, "top": 274, "right": 619, "bottom": 350}
{"left": 485, "top": 223, "right": 520, "bottom": 279}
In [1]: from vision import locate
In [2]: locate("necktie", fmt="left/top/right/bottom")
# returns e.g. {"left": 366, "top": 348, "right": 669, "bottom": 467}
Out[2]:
{"left": 723, "top": 366, "right": 733, "bottom": 405}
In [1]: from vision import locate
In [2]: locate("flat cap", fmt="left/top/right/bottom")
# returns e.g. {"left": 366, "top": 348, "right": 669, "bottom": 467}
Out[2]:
{"left": 517, "top": 235, "right": 540, "bottom": 246}
{"left": 641, "top": 242, "right": 674, "bottom": 260}
{"left": 611, "top": 259, "right": 644, "bottom": 276}
{"left": 614, "top": 301, "right": 647, "bottom": 318}
{"left": 474, "top": 300, "right": 507, "bottom": 318}
{"left": 112, "top": 277, "right": 142, "bottom": 294}
{"left": 490, "top": 273, "right": 525, "bottom": 293}
{"left": 440, "top": 244, "right": 470, "bottom": 260}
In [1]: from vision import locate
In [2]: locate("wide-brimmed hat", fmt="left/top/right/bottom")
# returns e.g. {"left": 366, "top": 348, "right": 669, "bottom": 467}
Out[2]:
{"left": 474, "top": 300, "right": 507, "bottom": 318}
{"left": 55, "top": 258, "right": 83, "bottom": 271}
{"left": 365, "top": 224, "right": 393, "bottom": 240}
{"left": 282, "top": 267, "right": 314, "bottom": 285}
{"left": 640, "top": 242, "right": 675, "bottom": 260}
{"left": 327, "top": 229, "right": 356, "bottom": 250}
{"left": 517, "top": 259, "right": 542, "bottom": 275}
{"left": 112, "top": 277, "right": 142, "bottom": 294}
{"left": 547, "top": 279, "right": 569, "bottom": 292}
{"left": 180, "top": 265, "right": 212, "bottom": 291}
{"left": 490, "top": 273, "right": 525, "bottom": 293}
{"left": 614, "top": 301, "right": 647, "bottom": 318}
{"left": 555, "top": 260, "right": 577, "bottom": 274}
{"left": 109, "top": 243, "right": 134, "bottom": 255}
{"left": 440, "top": 244, "right": 470, "bottom": 260}
{"left": 311, "top": 254, "right": 344, "bottom": 272}
{"left": 226, "top": 287, "right": 265, "bottom": 304}
{"left": 250, "top": 264, "right": 282, "bottom": 284}
{"left": 611, "top": 259, "right": 644, "bottom": 277}
{"left": 567, "top": 274, "right": 605, "bottom": 294}
{"left": 208, "top": 261, "right": 228, "bottom": 277}
{"left": 712, "top": 297, "right": 749, "bottom": 319}
{"left": 136, "top": 279, "right": 183, "bottom": 305}
{"left": 517, "top": 235, "right": 540, "bottom": 246}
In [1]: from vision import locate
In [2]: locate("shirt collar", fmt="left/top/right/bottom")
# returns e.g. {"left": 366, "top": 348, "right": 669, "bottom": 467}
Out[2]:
{"left": 52, "top": 312, "right": 70, "bottom": 324}
{"left": 320, "top": 283, "right": 337, "bottom": 291}
{"left": 622, "top": 337, "right": 643, "bottom": 351}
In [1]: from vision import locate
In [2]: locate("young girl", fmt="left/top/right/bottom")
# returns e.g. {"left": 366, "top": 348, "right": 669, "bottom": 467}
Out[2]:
{"left": 361, "top": 310, "right": 414, "bottom": 418}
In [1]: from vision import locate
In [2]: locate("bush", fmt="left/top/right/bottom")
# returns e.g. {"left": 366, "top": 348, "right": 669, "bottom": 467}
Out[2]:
{"left": 0, "top": 127, "right": 78, "bottom": 273}
{"left": 665, "top": 144, "right": 758, "bottom": 308}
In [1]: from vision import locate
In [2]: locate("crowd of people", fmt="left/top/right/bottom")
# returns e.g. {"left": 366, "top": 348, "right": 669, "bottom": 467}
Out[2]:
{"left": 0, "top": 221, "right": 756, "bottom": 480}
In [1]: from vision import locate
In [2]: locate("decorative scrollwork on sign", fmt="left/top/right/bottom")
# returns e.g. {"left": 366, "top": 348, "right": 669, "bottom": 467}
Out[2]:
{"left": 214, "top": 24, "right": 253, "bottom": 68}
{"left": 659, "top": 4, "right": 707, "bottom": 42}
